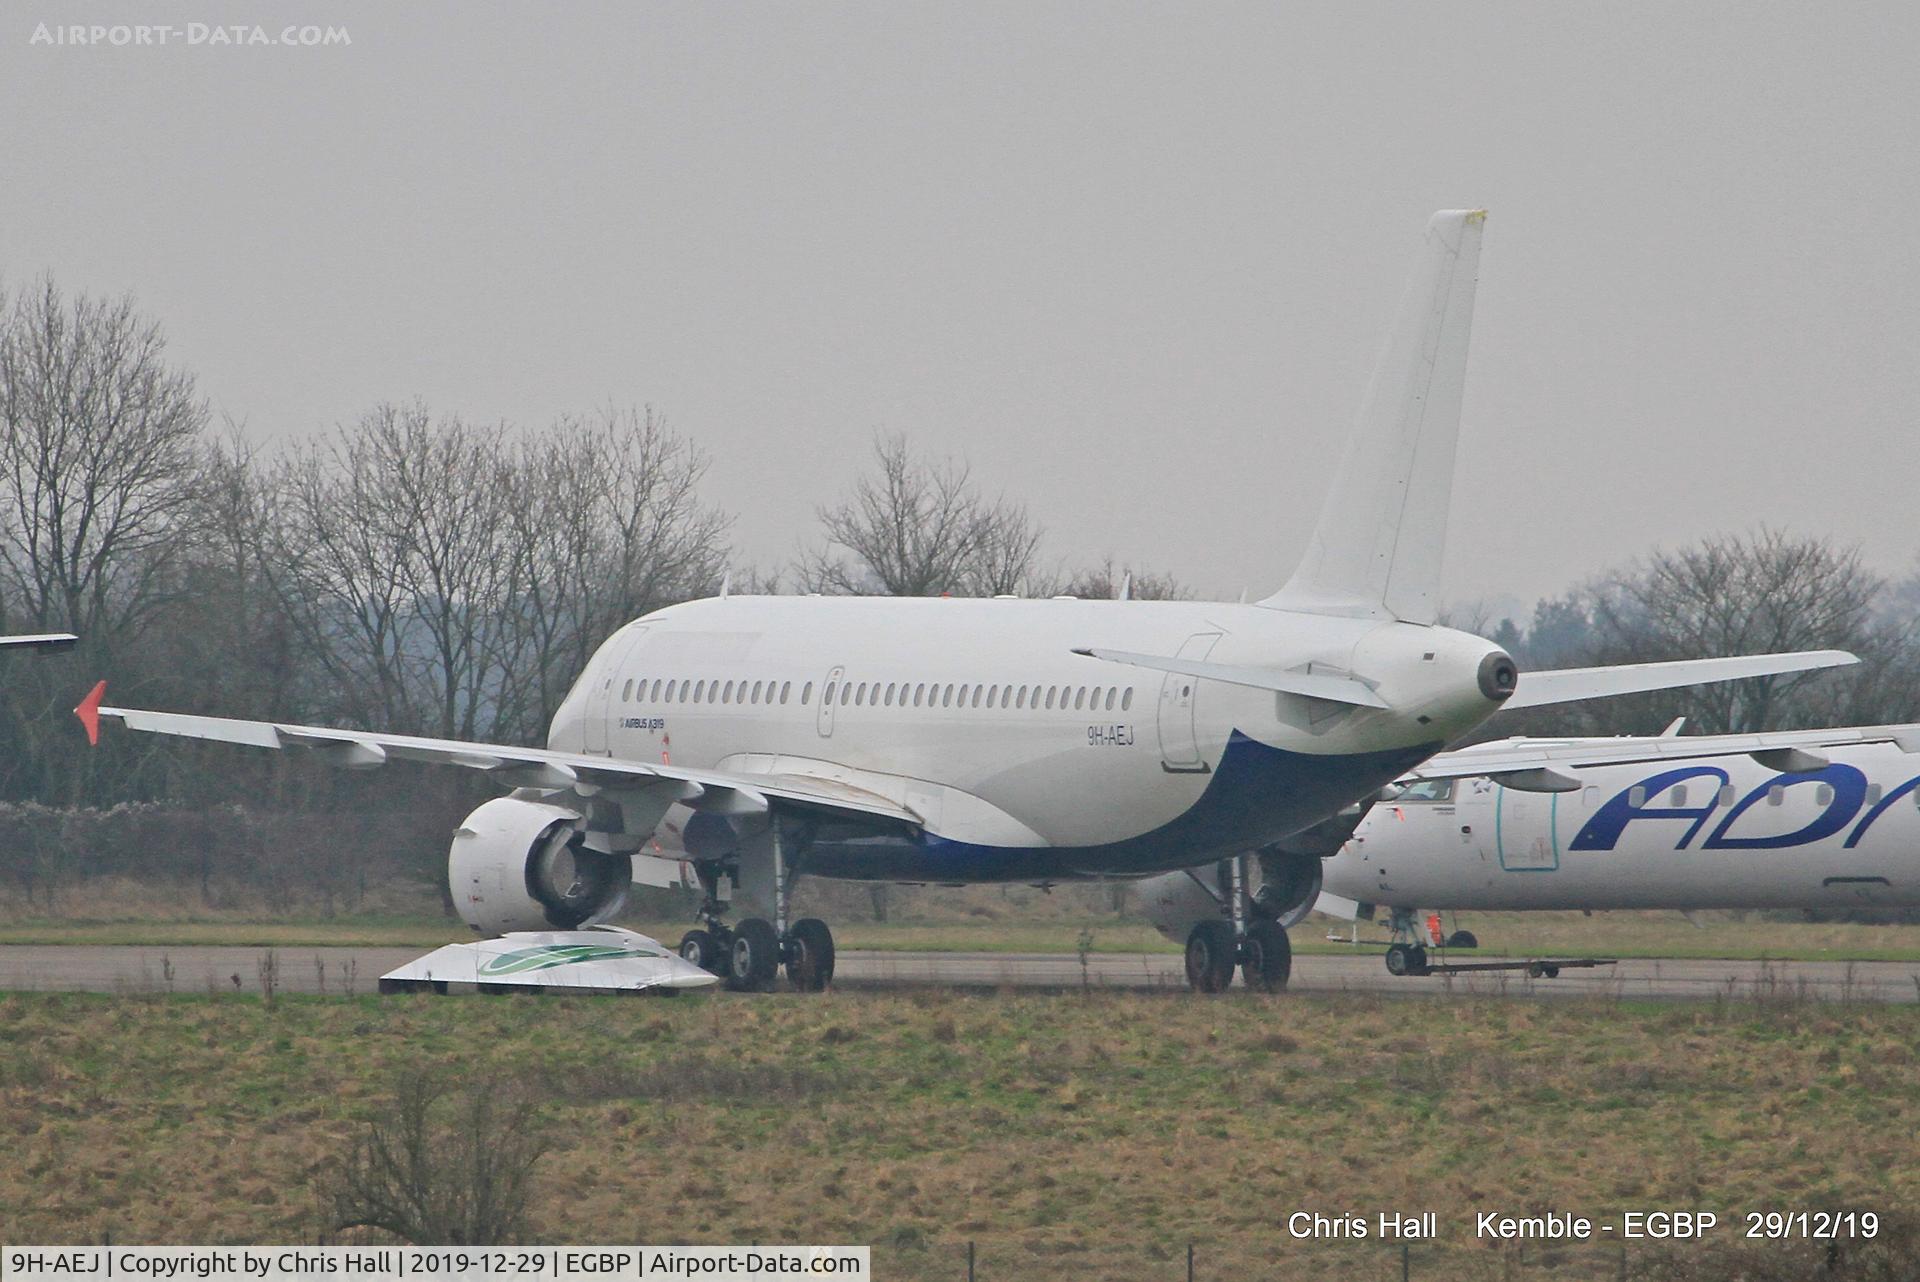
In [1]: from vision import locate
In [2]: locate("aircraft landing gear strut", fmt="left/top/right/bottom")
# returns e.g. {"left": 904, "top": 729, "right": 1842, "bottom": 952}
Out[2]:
{"left": 679, "top": 821, "right": 835, "bottom": 994}
{"left": 1184, "top": 854, "right": 1292, "bottom": 993}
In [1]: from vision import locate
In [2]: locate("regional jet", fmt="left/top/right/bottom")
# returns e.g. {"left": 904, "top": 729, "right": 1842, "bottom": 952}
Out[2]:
{"left": 1303, "top": 728, "right": 1920, "bottom": 975}
{"left": 73, "top": 212, "right": 1856, "bottom": 992}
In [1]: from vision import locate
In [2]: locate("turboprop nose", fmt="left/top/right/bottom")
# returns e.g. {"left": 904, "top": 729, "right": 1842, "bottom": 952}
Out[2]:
{"left": 1478, "top": 650, "right": 1518, "bottom": 702}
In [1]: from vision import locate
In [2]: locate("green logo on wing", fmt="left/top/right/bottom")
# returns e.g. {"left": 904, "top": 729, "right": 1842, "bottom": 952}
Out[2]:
{"left": 479, "top": 943, "right": 666, "bottom": 976}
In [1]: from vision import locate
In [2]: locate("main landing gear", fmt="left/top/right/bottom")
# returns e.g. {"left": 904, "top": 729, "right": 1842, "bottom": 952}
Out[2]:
{"left": 1184, "top": 854, "right": 1292, "bottom": 993}
{"left": 679, "top": 824, "right": 836, "bottom": 994}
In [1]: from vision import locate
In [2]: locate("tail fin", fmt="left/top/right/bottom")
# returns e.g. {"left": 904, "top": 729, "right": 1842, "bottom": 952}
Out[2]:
{"left": 1263, "top": 209, "right": 1485, "bottom": 624}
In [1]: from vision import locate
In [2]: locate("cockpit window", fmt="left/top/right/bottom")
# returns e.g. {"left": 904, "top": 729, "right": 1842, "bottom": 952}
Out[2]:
{"left": 1395, "top": 779, "right": 1454, "bottom": 803}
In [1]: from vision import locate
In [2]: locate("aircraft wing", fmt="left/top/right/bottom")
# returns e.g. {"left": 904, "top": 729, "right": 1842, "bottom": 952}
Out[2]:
{"left": 75, "top": 683, "right": 920, "bottom": 827}
{"left": 1409, "top": 721, "right": 1920, "bottom": 789}
{"left": 0, "top": 632, "right": 78, "bottom": 650}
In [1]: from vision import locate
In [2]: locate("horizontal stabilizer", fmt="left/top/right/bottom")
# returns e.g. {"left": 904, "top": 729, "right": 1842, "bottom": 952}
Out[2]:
{"left": 1072, "top": 647, "right": 1388, "bottom": 708}
{"left": 1504, "top": 650, "right": 1857, "bottom": 710}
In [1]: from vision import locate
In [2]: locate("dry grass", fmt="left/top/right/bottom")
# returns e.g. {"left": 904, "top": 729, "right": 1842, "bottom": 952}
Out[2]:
{"left": 0, "top": 989, "right": 1916, "bottom": 1279}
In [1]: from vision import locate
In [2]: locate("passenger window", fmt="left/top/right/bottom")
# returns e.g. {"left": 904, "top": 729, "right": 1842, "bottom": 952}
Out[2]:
{"left": 972, "top": 686, "right": 983, "bottom": 708}
{"left": 1076, "top": 688, "right": 1088, "bottom": 711}
{"left": 822, "top": 681, "right": 837, "bottom": 706}
{"left": 854, "top": 683, "right": 866, "bottom": 706}
{"left": 1628, "top": 786, "right": 1647, "bottom": 807}
{"left": 1046, "top": 687, "right": 1057, "bottom": 710}
{"left": 1768, "top": 785, "right": 1785, "bottom": 806}
{"left": 1016, "top": 686, "right": 1027, "bottom": 709}
{"left": 664, "top": 680, "right": 676, "bottom": 702}
{"left": 1816, "top": 783, "right": 1834, "bottom": 806}
{"left": 957, "top": 684, "right": 969, "bottom": 706}
{"left": 841, "top": 682, "right": 853, "bottom": 706}
{"left": 884, "top": 682, "right": 896, "bottom": 706}
{"left": 650, "top": 679, "right": 662, "bottom": 701}
{"left": 622, "top": 679, "right": 633, "bottom": 702}
{"left": 1671, "top": 785, "right": 1687, "bottom": 807}
{"left": 722, "top": 681, "right": 734, "bottom": 704}
{"left": 1105, "top": 688, "right": 1116, "bottom": 711}
{"left": 1122, "top": 688, "right": 1133, "bottom": 712}
{"left": 1866, "top": 783, "right": 1883, "bottom": 806}
{"left": 692, "top": 681, "right": 705, "bottom": 704}
{"left": 781, "top": 681, "right": 792, "bottom": 704}
{"left": 800, "top": 681, "right": 812, "bottom": 705}
{"left": 941, "top": 685, "right": 952, "bottom": 708}
{"left": 752, "top": 680, "right": 764, "bottom": 704}
{"left": 1718, "top": 785, "right": 1736, "bottom": 805}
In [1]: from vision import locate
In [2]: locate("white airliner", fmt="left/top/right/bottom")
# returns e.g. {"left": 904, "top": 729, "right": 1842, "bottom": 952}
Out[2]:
{"left": 1307, "top": 729, "right": 1920, "bottom": 975}
{"left": 73, "top": 212, "right": 1856, "bottom": 993}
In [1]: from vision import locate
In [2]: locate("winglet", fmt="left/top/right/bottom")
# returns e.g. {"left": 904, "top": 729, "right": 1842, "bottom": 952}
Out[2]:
{"left": 74, "top": 680, "right": 106, "bottom": 746}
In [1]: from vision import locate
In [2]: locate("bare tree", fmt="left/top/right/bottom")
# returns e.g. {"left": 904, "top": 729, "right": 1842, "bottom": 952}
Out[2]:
{"left": 0, "top": 277, "right": 208, "bottom": 639}
{"left": 1061, "top": 558, "right": 1191, "bottom": 601}
{"left": 1503, "top": 529, "right": 1890, "bottom": 736}
{"left": 799, "top": 432, "right": 1046, "bottom": 596}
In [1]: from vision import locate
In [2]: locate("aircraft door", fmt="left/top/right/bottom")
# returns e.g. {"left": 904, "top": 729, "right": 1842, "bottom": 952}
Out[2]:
{"left": 584, "top": 626, "right": 648, "bottom": 755}
{"left": 1495, "top": 786, "right": 1559, "bottom": 871}
{"left": 1157, "top": 632, "right": 1220, "bottom": 772}
{"left": 816, "top": 665, "right": 844, "bottom": 738}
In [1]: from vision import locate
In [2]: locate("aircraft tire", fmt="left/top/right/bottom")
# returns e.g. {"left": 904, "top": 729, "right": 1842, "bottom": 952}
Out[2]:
{"left": 1184, "top": 920, "right": 1237, "bottom": 993}
{"left": 679, "top": 928, "right": 722, "bottom": 974}
{"left": 1240, "top": 918, "right": 1292, "bottom": 992}
{"left": 1385, "top": 942, "right": 1430, "bottom": 977}
{"left": 728, "top": 918, "right": 781, "bottom": 992}
{"left": 1446, "top": 929, "right": 1479, "bottom": 950}
{"left": 786, "top": 918, "right": 835, "bottom": 992}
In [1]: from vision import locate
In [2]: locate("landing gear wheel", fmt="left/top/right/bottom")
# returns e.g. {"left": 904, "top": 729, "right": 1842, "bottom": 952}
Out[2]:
{"left": 1385, "top": 943, "right": 1431, "bottom": 977}
{"left": 1240, "top": 919, "right": 1292, "bottom": 992}
{"left": 785, "top": 918, "right": 835, "bottom": 992}
{"left": 678, "top": 928, "right": 722, "bottom": 975}
{"left": 1526, "top": 961, "right": 1561, "bottom": 979}
{"left": 1446, "top": 929, "right": 1479, "bottom": 950}
{"left": 1185, "top": 920, "right": 1237, "bottom": 993}
{"left": 728, "top": 918, "right": 780, "bottom": 992}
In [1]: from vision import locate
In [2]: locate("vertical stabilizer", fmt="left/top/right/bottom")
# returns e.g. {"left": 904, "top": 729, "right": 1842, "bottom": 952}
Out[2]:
{"left": 1263, "top": 210, "right": 1485, "bottom": 623}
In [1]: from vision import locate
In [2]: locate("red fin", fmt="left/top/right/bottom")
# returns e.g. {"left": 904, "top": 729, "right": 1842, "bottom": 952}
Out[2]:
{"left": 74, "top": 680, "right": 106, "bottom": 746}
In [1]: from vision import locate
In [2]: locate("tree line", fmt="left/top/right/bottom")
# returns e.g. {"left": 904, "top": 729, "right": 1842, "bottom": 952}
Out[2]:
{"left": 2, "top": 274, "right": 1915, "bottom": 911}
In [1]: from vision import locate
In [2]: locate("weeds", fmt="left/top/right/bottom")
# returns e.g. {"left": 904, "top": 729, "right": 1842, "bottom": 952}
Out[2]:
{"left": 327, "top": 1074, "right": 551, "bottom": 1245}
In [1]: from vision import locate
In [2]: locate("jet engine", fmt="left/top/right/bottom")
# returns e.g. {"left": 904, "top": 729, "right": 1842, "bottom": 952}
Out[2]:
{"left": 1252, "top": 849, "right": 1322, "bottom": 929}
{"left": 1139, "top": 849, "right": 1327, "bottom": 944}
{"left": 448, "top": 797, "right": 632, "bottom": 934}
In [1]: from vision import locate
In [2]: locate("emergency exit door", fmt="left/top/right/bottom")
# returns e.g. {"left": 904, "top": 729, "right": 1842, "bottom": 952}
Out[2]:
{"left": 1157, "top": 632, "right": 1219, "bottom": 772}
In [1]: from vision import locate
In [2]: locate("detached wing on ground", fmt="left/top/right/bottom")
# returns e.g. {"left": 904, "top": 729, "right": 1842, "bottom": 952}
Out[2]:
{"left": 379, "top": 926, "right": 719, "bottom": 994}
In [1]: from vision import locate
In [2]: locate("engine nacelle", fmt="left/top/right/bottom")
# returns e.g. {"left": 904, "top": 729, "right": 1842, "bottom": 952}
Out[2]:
{"left": 1253, "top": 849, "right": 1323, "bottom": 929}
{"left": 449, "top": 797, "right": 632, "bottom": 935}
{"left": 1139, "top": 863, "right": 1230, "bottom": 945}
{"left": 1138, "top": 849, "right": 1327, "bottom": 943}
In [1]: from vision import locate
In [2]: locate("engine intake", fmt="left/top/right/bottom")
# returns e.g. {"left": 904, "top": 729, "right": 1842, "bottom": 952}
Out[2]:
{"left": 449, "top": 797, "right": 632, "bottom": 934}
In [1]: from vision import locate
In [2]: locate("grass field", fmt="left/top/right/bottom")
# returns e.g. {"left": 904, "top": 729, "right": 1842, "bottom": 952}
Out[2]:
{"left": 9, "top": 908, "right": 1920, "bottom": 964}
{"left": 2, "top": 988, "right": 1916, "bottom": 1279}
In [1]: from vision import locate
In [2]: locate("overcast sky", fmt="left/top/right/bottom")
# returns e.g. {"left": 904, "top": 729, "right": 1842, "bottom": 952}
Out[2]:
{"left": 4, "top": 2, "right": 1916, "bottom": 615}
